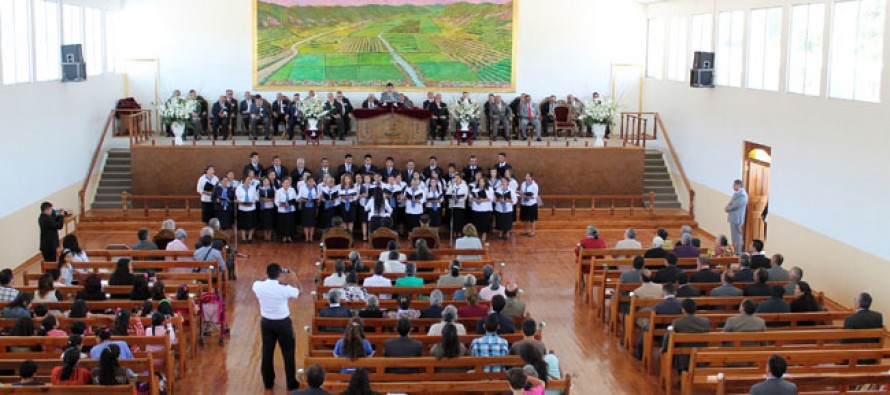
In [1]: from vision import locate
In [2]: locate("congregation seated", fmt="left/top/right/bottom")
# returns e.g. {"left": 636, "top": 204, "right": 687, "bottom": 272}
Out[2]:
{"left": 431, "top": 323, "right": 469, "bottom": 369}
{"left": 689, "top": 255, "right": 720, "bottom": 283}
{"left": 844, "top": 292, "right": 883, "bottom": 333}
{"left": 614, "top": 227, "right": 643, "bottom": 250}
{"left": 743, "top": 269, "right": 771, "bottom": 297}
{"left": 407, "top": 239, "right": 436, "bottom": 262}
{"left": 767, "top": 253, "right": 789, "bottom": 281}
{"left": 652, "top": 254, "right": 682, "bottom": 284}
{"left": 784, "top": 266, "right": 802, "bottom": 296}
{"left": 709, "top": 271, "right": 743, "bottom": 297}
{"left": 377, "top": 240, "right": 406, "bottom": 263}
{"left": 319, "top": 291, "right": 352, "bottom": 332}
{"left": 749, "top": 239, "right": 770, "bottom": 270}
{"left": 357, "top": 295, "right": 383, "bottom": 319}
{"left": 362, "top": 262, "right": 391, "bottom": 298}
{"left": 193, "top": 235, "right": 225, "bottom": 272}
{"left": 723, "top": 299, "right": 766, "bottom": 333}
{"left": 475, "top": 295, "right": 515, "bottom": 334}
{"left": 712, "top": 234, "right": 735, "bottom": 257}
{"left": 322, "top": 260, "right": 347, "bottom": 287}
{"left": 477, "top": 264, "right": 495, "bottom": 287}
{"left": 2, "top": 293, "right": 33, "bottom": 319}
{"left": 427, "top": 305, "right": 467, "bottom": 336}
{"left": 661, "top": 298, "right": 709, "bottom": 372}
{"left": 509, "top": 318, "right": 545, "bottom": 356}
{"left": 644, "top": 237, "right": 667, "bottom": 259}
{"left": 164, "top": 229, "right": 190, "bottom": 256}
{"left": 453, "top": 274, "right": 476, "bottom": 301}
{"left": 479, "top": 274, "right": 506, "bottom": 301}
{"left": 51, "top": 348, "right": 92, "bottom": 385}
{"left": 12, "top": 360, "right": 43, "bottom": 386}
{"left": 333, "top": 317, "right": 374, "bottom": 366}
{"left": 574, "top": 225, "right": 606, "bottom": 258}
{"left": 339, "top": 272, "right": 368, "bottom": 302}
{"left": 382, "top": 250, "right": 405, "bottom": 274}
{"left": 672, "top": 234, "right": 699, "bottom": 258}
{"left": 152, "top": 219, "right": 177, "bottom": 250}
{"left": 131, "top": 228, "right": 159, "bottom": 252}
{"left": 754, "top": 285, "right": 791, "bottom": 314}
{"left": 675, "top": 272, "right": 701, "bottom": 297}
{"left": 502, "top": 283, "right": 526, "bottom": 318}
{"left": 749, "top": 355, "right": 796, "bottom": 395}
{"left": 455, "top": 224, "right": 483, "bottom": 261}
{"left": 92, "top": 345, "right": 130, "bottom": 385}
{"left": 790, "top": 281, "right": 822, "bottom": 313}
{"left": 458, "top": 292, "right": 488, "bottom": 319}
{"left": 383, "top": 318, "right": 423, "bottom": 373}
{"left": 656, "top": 228, "right": 673, "bottom": 250}
{"left": 436, "top": 261, "right": 466, "bottom": 287}
{"left": 731, "top": 253, "right": 754, "bottom": 282}
{"left": 90, "top": 327, "right": 134, "bottom": 360}
{"left": 506, "top": 367, "right": 546, "bottom": 395}
{"left": 516, "top": 341, "right": 560, "bottom": 395}
{"left": 291, "top": 364, "right": 330, "bottom": 395}
{"left": 469, "top": 315, "right": 509, "bottom": 372}
{"left": 620, "top": 256, "right": 645, "bottom": 284}
{"left": 0, "top": 269, "right": 20, "bottom": 303}
{"left": 419, "top": 290, "right": 443, "bottom": 318}
{"left": 385, "top": 295, "right": 419, "bottom": 319}
{"left": 107, "top": 259, "right": 135, "bottom": 286}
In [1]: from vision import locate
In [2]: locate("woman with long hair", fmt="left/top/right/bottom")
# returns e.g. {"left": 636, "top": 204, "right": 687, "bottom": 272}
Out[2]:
{"left": 57, "top": 250, "right": 75, "bottom": 286}
{"left": 409, "top": 239, "right": 435, "bottom": 261}
{"left": 130, "top": 276, "right": 151, "bottom": 301}
{"left": 338, "top": 368, "right": 379, "bottom": 395}
{"left": 357, "top": 173, "right": 374, "bottom": 240}
{"left": 257, "top": 176, "right": 277, "bottom": 242}
{"left": 112, "top": 309, "right": 144, "bottom": 337}
{"left": 61, "top": 234, "right": 89, "bottom": 262}
{"left": 66, "top": 300, "right": 89, "bottom": 319}
{"left": 470, "top": 177, "right": 494, "bottom": 242}
{"left": 150, "top": 280, "right": 166, "bottom": 301}
{"left": 364, "top": 187, "right": 392, "bottom": 234}
{"left": 75, "top": 274, "right": 106, "bottom": 301}
{"left": 339, "top": 173, "right": 359, "bottom": 232}
{"left": 493, "top": 177, "right": 517, "bottom": 240}
{"left": 431, "top": 323, "right": 468, "bottom": 361}
{"left": 447, "top": 174, "right": 468, "bottom": 237}
{"left": 108, "top": 259, "right": 136, "bottom": 286}
{"left": 791, "top": 281, "right": 822, "bottom": 313}
{"left": 1, "top": 292, "right": 33, "bottom": 319}
{"left": 333, "top": 317, "right": 373, "bottom": 366}
{"left": 403, "top": 177, "right": 426, "bottom": 231}
{"left": 51, "top": 347, "right": 92, "bottom": 385}
{"left": 34, "top": 272, "right": 60, "bottom": 304}
{"left": 519, "top": 172, "right": 540, "bottom": 237}
{"left": 91, "top": 345, "right": 129, "bottom": 385}
{"left": 7, "top": 316, "right": 37, "bottom": 352}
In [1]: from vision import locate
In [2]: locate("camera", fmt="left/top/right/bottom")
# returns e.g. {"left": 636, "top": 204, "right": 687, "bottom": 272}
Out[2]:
{"left": 281, "top": 268, "right": 290, "bottom": 273}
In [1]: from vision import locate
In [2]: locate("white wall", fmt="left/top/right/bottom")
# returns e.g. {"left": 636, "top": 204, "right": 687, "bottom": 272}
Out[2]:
{"left": 116, "top": 0, "right": 646, "bottom": 103}
{"left": 644, "top": 0, "right": 890, "bottom": 308}
{"left": 0, "top": 73, "right": 124, "bottom": 266}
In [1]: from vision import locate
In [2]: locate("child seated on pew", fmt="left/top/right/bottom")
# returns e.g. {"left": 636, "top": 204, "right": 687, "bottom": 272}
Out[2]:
{"left": 91, "top": 345, "right": 131, "bottom": 385}
{"left": 506, "top": 366, "right": 545, "bottom": 395}
{"left": 37, "top": 315, "right": 67, "bottom": 337}
{"left": 51, "top": 348, "right": 92, "bottom": 385}
{"left": 11, "top": 360, "right": 44, "bottom": 387}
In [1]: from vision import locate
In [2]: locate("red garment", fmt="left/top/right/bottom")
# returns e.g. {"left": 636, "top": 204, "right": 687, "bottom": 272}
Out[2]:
{"left": 50, "top": 366, "right": 91, "bottom": 385}
{"left": 574, "top": 237, "right": 607, "bottom": 258}
{"left": 458, "top": 303, "right": 490, "bottom": 319}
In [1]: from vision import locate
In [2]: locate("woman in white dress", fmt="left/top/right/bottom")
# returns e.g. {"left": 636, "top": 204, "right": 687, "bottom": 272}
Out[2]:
{"left": 520, "top": 172, "right": 540, "bottom": 237}
{"left": 235, "top": 174, "right": 258, "bottom": 243}
{"left": 470, "top": 177, "right": 494, "bottom": 241}
{"left": 493, "top": 177, "right": 518, "bottom": 240}
{"left": 274, "top": 177, "right": 298, "bottom": 243}
{"left": 196, "top": 166, "right": 219, "bottom": 223}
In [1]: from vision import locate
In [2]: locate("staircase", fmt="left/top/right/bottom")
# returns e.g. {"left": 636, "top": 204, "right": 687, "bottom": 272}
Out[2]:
{"left": 644, "top": 150, "right": 681, "bottom": 209}
{"left": 91, "top": 149, "right": 131, "bottom": 209}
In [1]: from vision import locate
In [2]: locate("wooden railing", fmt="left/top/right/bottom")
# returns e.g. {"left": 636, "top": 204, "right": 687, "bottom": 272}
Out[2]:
{"left": 122, "top": 192, "right": 200, "bottom": 218}
{"left": 619, "top": 112, "right": 695, "bottom": 217}
{"left": 123, "top": 108, "right": 153, "bottom": 145}
{"left": 78, "top": 110, "right": 116, "bottom": 214}
{"left": 540, "top": 193, "right": 656, "bottom": 217}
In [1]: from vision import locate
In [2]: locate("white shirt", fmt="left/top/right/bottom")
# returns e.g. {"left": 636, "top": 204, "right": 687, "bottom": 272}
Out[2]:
{"left": 252, "top": 278, "right": 300, "bottom": 320}
{"left": 378, "top": 252, "right": 407, "bottom": 263}
{"left": 479, "top": 285, "right": 507, "bottom": 301}
{"left": 197, "top": 175, "right": 219, "bottom": 203}
{"left": 362, "top": 275, "right": 393, "bottom": 299}
{"left": 471, "top": 187, "right": 494, "bottom": 212}
{"left": 275, "top": 187, "right": 298, "bottom": 213}
{"left": 404, "top": 187, "right": 426, "bottom": 215}
{"left": 384, "top": 260, "right": 407, "bottom": 273}
{"left": 425, "top": 188, "right": 444, "bottom": 209}
{"left": 298, "top": 184, "right": 320, "bottom": 207}
{"left": 448, "top": 182, "right": 468, "bottom": 209}
{"left": 323, "top": 274, "right": 347, "bottom": 287}
{"left": 364, "top": 198, "right": 393, "bottom": 220}
{"left": 236, "top": 184, "right": 258, "bottom": 212}
{"left": 520, "top": 181, "right": 539, "bottom": 206}
{"left": 320, "top": 184, "right": 341, "bottom": 209}
{"left": 493, "top": 187, "right": 517, "bottom": 213}
{"left": 615, "top": 239, "right": 643, "bottom": 249}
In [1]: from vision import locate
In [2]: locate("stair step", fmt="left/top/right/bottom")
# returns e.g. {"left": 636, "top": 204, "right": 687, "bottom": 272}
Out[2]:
{"left": 105, "top": 158, "right": 131, "bottom": 165}
{"left": 644, "top": 174, "right": 671, "bottom": 180}
{"left": 97, "top": 186, "right": 130, "bottom": 194}
{"left": 98, "top": 179, "right": 131, "bottom": 187}
{"left": 654, "top": 194, "right": 678, "bottom": 201}
{"left": 91, "top": 202, "right": 128, "bottom": 209}
{"left": 644, "top": 187, "right": 676, "bottom": 194}
{"left": 654, "top": 202, "right": 682, "bottom": 208}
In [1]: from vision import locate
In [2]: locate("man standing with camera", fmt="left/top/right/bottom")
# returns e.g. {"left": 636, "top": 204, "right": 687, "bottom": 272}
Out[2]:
{"left": 38, "top": 202, "right": 67, "bottom": 262}
{"left": 252, "top": 263, "right": 302, "bottom": 392}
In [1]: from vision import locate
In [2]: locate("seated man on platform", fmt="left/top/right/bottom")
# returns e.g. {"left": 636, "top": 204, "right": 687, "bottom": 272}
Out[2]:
{"left": 336, "top": 91, "right": 353, "bottom": 133}
{"left": 362, "top": 93, "right": 380, "bottom": 109}
{"left": 210, "top": 95, "right": 230, "bottom": 141}
{"left": 323, "top": 93, "right": 346, "bottom": 141}
{"left": 488, "top": 95, "right": 513, "bottom": 141}
{"left": 380, "top": 82, "right": 399, "bottom": 104}
{"left": 249, "top": 95, "right": 272, "bottom": 141}
{"left": 285, "top": 93, "right": 303, "bottom": 140}
{"left": 428, "top": 94, "right": 449, "bottom": 141}
{"left": 541, "top": 95, "right": 557, "bottom": 136}
{"left": 422, "top": 91, "right": 434, "bottom": 110}
{"left": 749, "top": 355, "right": 797, "bottom": 395}
{"left": 517, "top": 94, "right": 542, "bottom": 141}
{"left": 398, "top": 93, "right": 414, "bottom": 108}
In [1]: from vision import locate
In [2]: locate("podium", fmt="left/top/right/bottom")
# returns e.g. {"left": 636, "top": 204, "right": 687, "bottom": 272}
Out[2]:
{"left": 354, "top": 108, "right": 431, "bottom": 145}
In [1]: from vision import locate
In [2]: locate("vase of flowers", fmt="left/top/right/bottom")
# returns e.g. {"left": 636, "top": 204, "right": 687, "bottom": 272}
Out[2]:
{"left": 300, "top": 97, "right": 327, "bottom": 137}
{"left": 157, "top": 96, "right": 195, "bottom": 146}
{"left": 449, "top": 98, "right": 481, "bottom": 131}
{"left": 581, "top": 98, "right": 620, "bottom": 147}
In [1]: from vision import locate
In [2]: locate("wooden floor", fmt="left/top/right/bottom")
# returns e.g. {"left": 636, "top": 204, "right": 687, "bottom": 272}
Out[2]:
{"left": 43, "top": 227, "right": 711, "bottom": 394}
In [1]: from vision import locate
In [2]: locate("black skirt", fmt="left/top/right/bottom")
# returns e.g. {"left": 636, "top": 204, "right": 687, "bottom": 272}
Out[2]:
{"left": 495, "top": 211, "right": 513, "bottom": 232}
{"left": 319, "top": 205, "right": 338, "bottom": 229}
{"left": 216, "top": 208, "right": 234, "bottom": 229}
{"left": 472, "top": 210, "right": 492, "bottom": 233}
{"left": 277, "top": 211, "right": 296, "bottom": 237}
{"left": 520, "top": 204, "right": 538, "bottom": 222}
{"left": 450, "top": 208, "right": 467, "bottom": 232}
{"left": 340, "top": 201, "right": 358, "bottom": 223}
{"left": 404, "top": 213, "right": 422, "bottom": 231}
{"left": 258, "top": 208, "right": 275, "bottom": 230}
{"left": 426, "top": 206, "right": 443, "bottom": 227}
{"left": 201, "top": 202, "right": 214, "bottom": 223}
{"left": 237, "top": 210, "right": 257, "bottom": 230}
{"left": 301, "top": 205, "right": 318, "bottom": 227}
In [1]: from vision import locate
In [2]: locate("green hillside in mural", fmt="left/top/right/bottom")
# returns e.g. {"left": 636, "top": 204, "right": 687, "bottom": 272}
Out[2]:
{"left": 255, "top": 0, "right": 515, "bottom": 90}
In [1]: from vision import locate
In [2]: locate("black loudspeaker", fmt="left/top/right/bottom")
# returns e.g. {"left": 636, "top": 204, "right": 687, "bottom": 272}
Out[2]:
{"left": 61, "top": 44, "right": 83, "bottom": 63}
{"left": 62, "top": 63, "right": 87, "bottom": 82}
{"left": 690, "top": 69, "right": 714, "bottom": 88}
{"left": 693, "top": 51, "right": 715, "bottom": 69}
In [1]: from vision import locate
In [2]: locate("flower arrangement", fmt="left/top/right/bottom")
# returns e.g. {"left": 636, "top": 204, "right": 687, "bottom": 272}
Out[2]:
{"left": 157, "top": 96, "right": 195, "bottom": 124}
{"left": 300, "top": 97, "right": 328, "bottom": 119}
{"left": 449, "top": 98, "right": 481, "bottom": 123}
{"left": 581, "top": 98, "right": 620, "bottom": 126}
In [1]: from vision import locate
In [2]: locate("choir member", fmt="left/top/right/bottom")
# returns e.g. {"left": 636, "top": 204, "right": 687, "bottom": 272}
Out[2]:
{"left": 299, "top": 176, "right": 320, "bottom": 242}
{"left": 364, "top": 188, "right": 393, "bottom": 234}
{"left": 318, "top": 176, "right": 340, "bottom": 231}
{"left": 470, "top": 177, "right": 494, "bottom": 241}
{"left": 266, "top": 169, "right": 282, "bottom": 190}
{"left": 275, "top": 178, "right": 298, "bottom": 243}
{"left": 212, "top": 175, "right": 236, "bottom": 230}
{"left": 357, "top": 174, "right": 375, "bottom": 241}
{"left": 447, "top": 175, "right": 468, "bottom": 237}
{"left": 339, "top": 174, "right": 359, "bottom": 232}
{"left": 425, "top": 178, "right": 444, "bottom": 227}
{"left": 403, "top": 178, "right": 426, "bottom": 231}
{"left": 235, "top": 174, "right": 258, "bottom": 243}
{"left": 520, "top": 173, "right": 540, "bottom": 237}
{"left": 494, "top": 177, "right": 518, "bottom": 240}
{"left": 197, "top": 166, "right": 219, "bottom": 223}
{"left": 257, "top": 177, "right": 276, "bottom": 242}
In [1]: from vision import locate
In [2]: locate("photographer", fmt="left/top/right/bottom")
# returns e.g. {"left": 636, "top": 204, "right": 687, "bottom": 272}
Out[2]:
{"left": 252, "top": 263, "right": 302, "bottom": 392}
{"left": 38, "top": 202, "right": 67, "bottom": 262}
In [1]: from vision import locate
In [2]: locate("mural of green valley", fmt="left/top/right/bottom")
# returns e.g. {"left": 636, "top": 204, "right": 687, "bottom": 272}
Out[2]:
{"left": 255, "top": 0, "right": 515, "bottom": 90}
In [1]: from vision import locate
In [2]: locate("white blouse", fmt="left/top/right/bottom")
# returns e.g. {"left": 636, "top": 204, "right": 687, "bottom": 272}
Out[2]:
{"left": 197, "top": 175, "right": 219, "bottom": 203}
{"left": 364, "top": 198, "right": 393, "bottom": 220}
{"left": 274, "top": 187, "right": 298, "bottom": 213}
{"left": 520, "top": 181, "right": 539, "bottom": 206}
{"left": 471, "top": 186, "right": 494, "bottom": 212}
{"left": 236, "top": 184, "right": 258, "bottom": 212}
{"left": 448, "top": 182, "right": 468, "bottom": 209}
{"left": 493, "top": 187, "right": 518, "bottom": 213}
{"left": 404, "top": 187, "right": 426, "bottom": 215}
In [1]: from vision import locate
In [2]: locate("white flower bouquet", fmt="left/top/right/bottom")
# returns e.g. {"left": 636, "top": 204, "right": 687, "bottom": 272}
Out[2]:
{"left": 158, "top": 96, "right": 193, "bottom": 124}
{"left": 300, "top": 97, "right": 328, "bottom": 119}
{"left": 449, "top": 98, "right": 481, "bottom": 122}
{"left": 581, "top": 98, "right": 620, "bottom": 126}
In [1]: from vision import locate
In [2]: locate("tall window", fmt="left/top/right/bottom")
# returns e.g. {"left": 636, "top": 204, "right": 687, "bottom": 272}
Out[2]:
{"left": 62, "top": 4, "right": 83, "bottom": 45}
{"left": 788, "top": 3, "right": 825, "bottom": 96}
{"left": 829, "top": 0, "right": 886, "bottom": 102}
{"left": 84, "top": 7, "right": 103, "bottom": 75}
{"left": 34, "top": 0, "right": 61, "bottom": 81}
{"left": 667, "top": 16, "right": 689, "bottom": 81}
{"left": 690, "top": 13, "right": 713, "bottom": 54}
{"left": 105, "top": 10, "right": 116, "bottom": 73}
{"left": 647, "top": 18, "right": 665, "bottom": 79}
{"left": 747, "top": 7, "right": 782, "bottom": 91}
{"left": 716, "top": 10, "right": 745, "bottom": 87}
{"left": 0, "top": 0, "right": 33, "bottom": 84}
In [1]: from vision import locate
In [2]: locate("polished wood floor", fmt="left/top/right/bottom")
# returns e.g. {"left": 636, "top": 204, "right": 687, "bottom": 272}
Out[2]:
{"left": 45, "top": 227, "right": 711, "bottom": 394}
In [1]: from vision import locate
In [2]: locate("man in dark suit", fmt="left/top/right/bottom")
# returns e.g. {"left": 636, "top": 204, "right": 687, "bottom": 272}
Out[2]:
{"left": 38, "top": 202, "right": 66, "bottom": 262}
{"left": 291, "top": 364, "right": 331, "bottom": 395}
{"left": 318, "top": 290, "right": 352, "bottom": 332}
{"left": 493, "top": 152, "right": 513, "bottom": 178}
{"left": 314, "top": 157, "right": 333, "bottom": 184}
{"left": 540, "top": 95, "right": 558, "bottom": 137}
{"left": 644, "top": 237, "right": 667, "bottom": 259}
{"left": 749, "top": 355, "right": 797, "bottom": 395}
{"left": 335, "top": 154, "right": 356, "bottom": 182}
{"left": 210, "top": 96, "right": 230, "bottom": 140}
{"left": 384, "top": 318, "right": 423, "bottom": 372}
{"left": 755, "top": 285, "right": 791, "bottom": 316}
{"left": 224, "top": 89, "right": 239, "bottom": 136}
{"left": 422, "top": 91, "right": 434, "bottom": 110}
{"left": 401, "top": 159, "right": 418, "bottom": 182}
{"left": 732, "top": 253, "right": 755, "bottom": 282}
{"left": 290, "top": 157, "right": 311, "bottom": 183}
{"left": 242, "top": 152, "right": 263, "bottom": 179}
{"left": 475, "top": 295, "right": 516, "bottom": 334}
{"left": 250, "top": 95, "right": 272, "bottom": 140}
{"left": 634, "top": 283, "right": 682, "bottom": 359}
{"left": 265, "top": 156, "right": 288, "bottom": 181}
{"left": 358, "top": 154, "right": 378, "bottom": 177}
{"left": 335, "top": 91, "right": 353, "bottom": 136}
{"left": 420, "top": 290, "right": 444, "bottom": 319}
{"left": 750, "top": 239, "right": 771, "bottom": 270}
{"left": 380, "top": 157, "right": 399, "bottom": 180}
{"left": 361, "top": 93, "right": 381, "bottom": 109}
{"left": 462, "top": 155, "right": 485, "bottom": 182}
{"left": 322, "top": 93, "right": 345, "bottom": 140}
{"left": 661, "top": 298, "right": 710, "bottom": 372}
{"left": 690, "top": 255, "right": 720, "bottom": 283}
{"left": 675, "top": 272, "right": 701, "bottom": 298}
{"left": 422, "top": 156, "right": 444, "bottom": 181}
{"left": 844, "top": 292, "right": 884, "bottom": 342}
{"left": 653, "top": 253, "right": 683, "bottom": 284}
{"left": 710, "top": 271, "right": 743, "bottom": 297}
{"left": 285, "top": 93, "right": 304, "bottom": 140}
{"left": 743, "top": 269, "right": 772, "bottom": 297}
{"left": 428, "top": 94, "right": 449, "bottom": 140}
{"left": 270, "top": 93, "right": 289, "bottom": 137}
{"left": 240, "top": 91, "right": 253, "bottom": 136}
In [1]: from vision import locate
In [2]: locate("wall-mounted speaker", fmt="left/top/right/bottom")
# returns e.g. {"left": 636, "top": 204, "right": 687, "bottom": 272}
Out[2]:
{"left": 693, "top": 51, "right": 714, "bottom": 69}
{"left": 62, "top": 62, "right": 87, "bottom": 82}
{"left": 690, "top": 69, "right": 714, "bottom": 88}
{"left": 61, "top": 44, "right": 83, "bottom": 63}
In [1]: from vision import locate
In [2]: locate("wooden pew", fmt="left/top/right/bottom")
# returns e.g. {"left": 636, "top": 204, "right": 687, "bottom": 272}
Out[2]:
{"left": 0, "top": 358, "right": 157, "bottom": 395}
{"left": 319, "top": 259, "right": 496, "bottom": 271}
{"left": 0, "top": 300, "right": 199, "bottom": 361}
{"left": 313, "top": 299, "right": 470, "bottom": 313}
{"left": 36, "top": 260, "right": 225, "bottom": 292}
{"left": 0, "top": 336, "right": 176, "bottom": 395}
{"left": 321, "top": 377, "right": 573, "bottom": 394}
{"left": 324, "top": 248, "right": 488, "bottom": 261}
{"left": 307, "top": 333, "right": 535, "bottom": 357}
{"left": 0, "top": 385, "right": 137, "bottom": 394}
{"left": 715, "top": 371, "right": 890, "bottom": 395}
{"left": 310, "top": 316, "right": 527, "bottom": 334}
{"left": 17, "top": 283, "right": 212, "bottom": 302}
{"left": 83, "top": 250, "right": 201, "bottom": 260}
{"left": 315, "top": 285, "right": 463, "bottom": 299}
{"left": 640, "top": 310, "right": 852, "bottom": 374}
{"left": 574, "top": 247, "right": 713, "bottom": 292}
{"left": 319, "top": 271, "right": 478, "bottom": 284}
{"left": 0, "top": 315, "right": 187, "bottom": 376}
{"left": 659, "top": 328, "right": 886, "bottom": 395}
{"left": 23, "top": 271, "right": 215, "bottom": 295}
{"left": 687, "top": 348, "right": 890, "bottom": 395}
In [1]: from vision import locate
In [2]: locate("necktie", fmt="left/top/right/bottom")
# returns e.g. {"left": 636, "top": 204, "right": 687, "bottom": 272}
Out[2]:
{"left": 410, "top": 188, "right": 417, "bottom": 209}
{"left": 344, "top": 188, "right": 351, "bottom": 211}
{"left": 307, "top": 188, "right": 315, "bottom": 208}
{"left": 242, "top": 186, "right": 249, "bottom": 205}
{"left": 527, "top": 103, "right": 532, "bottom": 118}
{"left": 500, "top": 189, "right": 507, "bottom": 211}
{"left": 431, "top": 192, "right": 439, "bottom": 211}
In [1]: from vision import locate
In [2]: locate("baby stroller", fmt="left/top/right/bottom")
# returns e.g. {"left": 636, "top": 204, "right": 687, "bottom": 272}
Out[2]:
{"left": 198, "top": 291, "right": 229, "bottom": 346}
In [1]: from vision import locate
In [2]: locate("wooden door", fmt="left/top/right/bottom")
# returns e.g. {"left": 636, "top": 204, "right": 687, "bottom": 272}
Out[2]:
{"left": 742, "top": 142, "right": 771, "bottom": 247}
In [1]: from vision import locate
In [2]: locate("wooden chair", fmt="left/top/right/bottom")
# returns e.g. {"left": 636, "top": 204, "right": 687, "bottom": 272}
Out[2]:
{"left": 553, "top": 104, "right": 578, "bottom": 140}
{"left": 369, "top": 227, "right": 398, "bottom": 249}
{"left": 408, "top": 227, "right": 440, "bottom": 248}
{"left": 321, "top": 227, "right": 354, "bottom": 252}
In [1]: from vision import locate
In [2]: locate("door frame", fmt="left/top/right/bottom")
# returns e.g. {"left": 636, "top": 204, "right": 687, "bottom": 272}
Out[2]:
{"left": 742, "top": 141, "right": 771, "bottom": 249}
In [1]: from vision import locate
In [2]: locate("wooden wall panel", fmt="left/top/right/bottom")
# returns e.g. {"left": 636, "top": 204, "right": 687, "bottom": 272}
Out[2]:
{"left": 130, "top": 145, "right": 644, "bottom": 196}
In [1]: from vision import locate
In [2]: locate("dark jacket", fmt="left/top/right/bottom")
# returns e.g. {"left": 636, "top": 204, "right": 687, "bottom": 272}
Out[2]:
{"left": 843, "top": 309, "right": 884, "bottom": 343}
{"left": 690, "top": 269, "right": 720, "bottom": 283}
{"left": 743, "top": 283, "right": 772, "bottom": 297}
{"left": 420, "top": 305, "right": 444, "bottom": 319}
{"left": 732, "top": 268, "right": 754, "bottom": 282}
{"left": 475, "top": 312, "right": 516, "bottom": 334}
{"left": 750, "top": 254, "right": 771, "bottom": 270}
{"left": 676, "top": 285, "right": 702, "bottom": 298}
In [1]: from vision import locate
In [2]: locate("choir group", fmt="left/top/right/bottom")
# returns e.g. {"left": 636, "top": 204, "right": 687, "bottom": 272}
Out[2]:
{"left": 195, "top": 152, "right": 541, "bottom": 244}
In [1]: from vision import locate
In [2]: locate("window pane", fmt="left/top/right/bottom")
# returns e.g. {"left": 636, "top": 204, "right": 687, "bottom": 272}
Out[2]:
{"left": 830, "top": 0, "right": 885, "bottom": 102}
{"left": 717, "top": 11, "right": 744, "bottom": 87}
{"left": 84, "top": 7, "right": 102, "bottom": 75}
{"left": 748, "top": 7, "right": 782, "bottom": 91}
{"left": 63, "top": 4, "right": 83, "bottom": 45}
{"left": 105, "top": 10, "right": 115, "bottom": 72}
{"left": 1, "top": 0, "right": 32, "bottom": 84}
{"left": 691, "top": 14, "right": 713, "bottom": 52}
{"left": 34, "top": 0, "right": 61, "bottom": 82}
{"left": 667, "top": 16, "right": 688, "bottom": 81}
{"left": 789, "top": 4, "right": 825, "bottom": 95}
{"left": 647, "top": 18, "right": 665, "bottom": 79}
